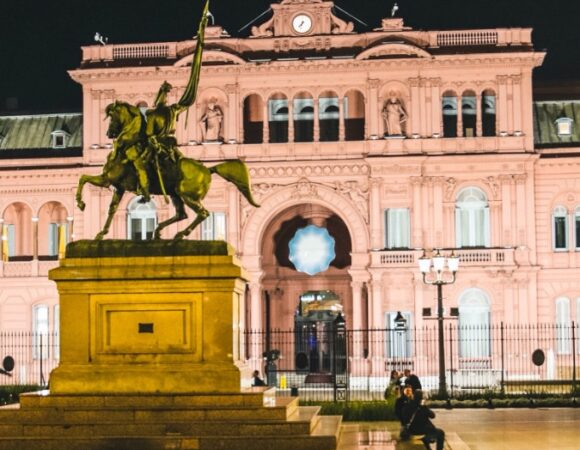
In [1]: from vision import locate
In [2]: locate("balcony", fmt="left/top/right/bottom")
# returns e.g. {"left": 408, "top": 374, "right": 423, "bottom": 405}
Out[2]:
{"left": 0, "top": 259, "right": 60, "bottom": 278}
{"left": 371, "top": 247, "right": 515, "bottom": 268}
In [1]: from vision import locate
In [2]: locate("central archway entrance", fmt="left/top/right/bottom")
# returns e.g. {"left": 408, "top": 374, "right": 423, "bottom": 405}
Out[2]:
{"left": 260, "top": 203, "right": 353, "bottom": 331}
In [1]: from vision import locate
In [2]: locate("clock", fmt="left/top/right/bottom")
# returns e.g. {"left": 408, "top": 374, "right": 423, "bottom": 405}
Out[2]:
{"left": 292, "top": 14, "right": 312, "bottom": 34}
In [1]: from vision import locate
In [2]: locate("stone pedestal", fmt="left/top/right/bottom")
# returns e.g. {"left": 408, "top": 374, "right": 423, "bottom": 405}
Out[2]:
{"left": 48, "top": 240, "right": 251, "bottom": 394}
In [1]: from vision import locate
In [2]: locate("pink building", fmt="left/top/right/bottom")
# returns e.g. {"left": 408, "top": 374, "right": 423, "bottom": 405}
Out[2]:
{"left": 1, "top": 0, "right": 578, "bottom": 389}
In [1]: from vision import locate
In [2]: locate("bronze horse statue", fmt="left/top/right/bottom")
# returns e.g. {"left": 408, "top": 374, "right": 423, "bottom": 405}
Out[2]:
{"left": 75, "top": 100, "right": 259, "bottom": 241}
{"left": 75, "top": 0, "right": 259, "bottom": 241}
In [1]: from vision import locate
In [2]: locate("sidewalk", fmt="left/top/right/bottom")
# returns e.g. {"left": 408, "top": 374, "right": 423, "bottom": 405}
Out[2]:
{"left": 338, "top": 422, "right": 467, "bottom": 450}
{"left": 337, "top": 407, "right": 580, "bottom": 450}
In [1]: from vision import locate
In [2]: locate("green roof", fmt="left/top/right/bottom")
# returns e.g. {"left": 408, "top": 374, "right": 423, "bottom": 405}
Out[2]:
{"left": 533, "top": 101, "right": 580, "bottom": 146}
{"left": 0, "top": 113, "right": 82, "bottom": 151}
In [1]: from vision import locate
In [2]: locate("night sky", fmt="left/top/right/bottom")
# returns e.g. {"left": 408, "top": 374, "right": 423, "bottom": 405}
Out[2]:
{"left": 1, "top": 0, "right": 579, "bottom": 113}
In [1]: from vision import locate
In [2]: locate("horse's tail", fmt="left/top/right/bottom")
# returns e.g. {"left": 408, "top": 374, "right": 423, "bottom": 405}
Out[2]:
{"left": 209, "top": 160, "right": 260, "bottom": 207}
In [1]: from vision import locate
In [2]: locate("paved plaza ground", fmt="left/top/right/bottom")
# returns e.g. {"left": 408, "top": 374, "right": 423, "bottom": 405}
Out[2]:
{"left": 338, "top": 408, "right": 580, "bottom": 450}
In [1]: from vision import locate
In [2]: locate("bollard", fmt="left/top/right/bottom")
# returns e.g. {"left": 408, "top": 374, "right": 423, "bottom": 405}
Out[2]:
{"left": 280, "top": 374, "right": 287, "bottom": 389}
{"left": 291, "top": 386, "right": 299, "bottom": 397}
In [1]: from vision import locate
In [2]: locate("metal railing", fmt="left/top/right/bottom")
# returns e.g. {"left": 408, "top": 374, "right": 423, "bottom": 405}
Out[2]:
{"left": 245, "top": 322, "right": 579, "bottom": 401}
{"left": 0, "top": 332, "right": 59, "bottom": 387}
{"left": 2, "top": 324, "right": 577, "bottom": 400}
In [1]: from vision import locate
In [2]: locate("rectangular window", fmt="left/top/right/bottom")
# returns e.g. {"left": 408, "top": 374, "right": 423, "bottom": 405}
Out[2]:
{"left": 33, "top": 305, "right": 49, "bottom": 360}
{"left": 554, "top": 216, "right": 568, "bottom": 250}
{"left": 53, "top": 305, "right": 60, "bottom": 360}
{"left": 48, "top": 223, "right": 59, "bottom": 256}
{"left": 575, "top": 213, "right": 580, "bottom": 250}
{"left": 201, "top": 212, "right": 226, "bottom": 241}
{"left": 384, "top": 311, "right": 412, "bottom": 359}
{"left": 384, "top": 208, "right": 410, "bottom": 249}
{"left": 6, "top": 224, "right": 15, "bottom": 257}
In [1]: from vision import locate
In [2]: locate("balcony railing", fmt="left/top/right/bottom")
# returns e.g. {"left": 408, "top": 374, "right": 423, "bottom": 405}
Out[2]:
{"left": 371, "top": 248, "right": 515, "bottom": 268}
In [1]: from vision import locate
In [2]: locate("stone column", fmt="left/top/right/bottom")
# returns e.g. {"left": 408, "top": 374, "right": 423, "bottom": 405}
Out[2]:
{"left": 369, "top": 178, "right": 383, "bottom": 249}
{"left": 338, "top": 96, "right": 345, "bottom": 141}
{"left": 515, "top": 174, "right": 527, "bottom": 246}
{"left": 431, "top": 78, "right": 441, "bottom": 137}
{"left": 476, "top": 93, "right": 483, "bottom": 137}
{"left": 350, "top": 280, "right": 363, "bottom": 358}
{"left": 313, "top": 98, "right": 320, "bottom": 142}
{"left": 226, "top": 84, "right": 238, "bottom": 143}
{"left": 32, "top": 216, "right": 39, "bottom": 260}
{"left": 512, "top": 75, "right": 523, "bottom": 134}
{"left": 409, "top": 77, "right": 421, "bottom": 136}
{"left": 456, "top": 96, "right": 463, "bottom": 137}
{"left": 419, "top": 78, "right": 428, "bottom": 137}
{"left": 368, "top": 272, "right": 384, "bottom": 374}
{"left": 433, "top": 178, "right": 444, "bottom": 247}
{"left": 288, "top": 99, "right": 294, "bottom": 143}
{"left": 227, "top": 187, "right": 239, "bottom": 250}
{"left": 506, "top": 78, "right": 514, "bottom": 135}
{"left": 367, "top": 79, "right": 380, "bottom": 138}
{"left": 262, "top": 100, "right": 270, "bottom": 144}
{"left": 411, "top": 177, "right": 423, "bottom": 248}
{"left": 497, "top": 75, "right": 508, "bottom": 134}
{"left": 500, "top": 175, "right": 513, "bottom": 246}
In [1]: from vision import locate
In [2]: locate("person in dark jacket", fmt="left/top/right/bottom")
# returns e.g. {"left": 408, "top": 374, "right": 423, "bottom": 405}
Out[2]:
{"left": 394, "top": 385, "right": 411, "bottom": 424}
{"left": 251, "top": 370, "right": 266, "bottom": 386}
{"left": 403, "top": 368, "right": 422, "bottom": 392}
{"left": 401, "top": 391, "right": 445, "bottom": 450}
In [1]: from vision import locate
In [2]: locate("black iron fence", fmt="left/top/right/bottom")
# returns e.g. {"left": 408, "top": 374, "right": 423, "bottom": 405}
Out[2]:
{"left": 0, "top": 332, "right": 59, "bottom": 387}
{"left": 245, "top": 323, "right": 579, "bottom": 401}
{"left": 1, "top": 324, "right": 578, "bottom": 401}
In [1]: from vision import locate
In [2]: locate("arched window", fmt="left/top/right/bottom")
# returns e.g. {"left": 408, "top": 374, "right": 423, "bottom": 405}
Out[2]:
{"left": 344, "top": 90, "right": 365, "bottom": 141}
{"left": 458, "top": 289, "right": 491, "bottom": 359}
{"left": 455, "top": 187, "right": 490, "bottom": 248}
{"left": 461, "top": 91, "right": 476, "bottom": 137}
{"left": 482, "top": 90, "right": 496, "bottom": 137}
{"left": 243, "top": 94, "right": 264, "bottom": 144}
{"left": 442, "top": 92, "right": 457, "bottom": 138}
{"left": 555, "top": 297, "right": 571, "bottom": 355}
{"left": 268, "top": 93, "right": 288, "bottom": 143}
{"left": 127, "top": 198, "right": 157, "bottom": 241}
{"left": 319, "top": 91, "right": 339, "bottom": 142}
{"left": 552, "top": 206, "right": 568, "bottom": 251}
{"left": 293, "top": 93, "right": 314, "bottom": 142}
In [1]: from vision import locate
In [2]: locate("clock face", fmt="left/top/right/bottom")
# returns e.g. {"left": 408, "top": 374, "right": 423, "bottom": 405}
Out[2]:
{"left": 292, "top": 14, "right": 312, "bottom": 34}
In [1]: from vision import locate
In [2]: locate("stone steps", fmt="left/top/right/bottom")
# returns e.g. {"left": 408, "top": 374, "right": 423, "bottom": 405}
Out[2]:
{"left": 0, "top": 390, "right": 342, "bottom": 450}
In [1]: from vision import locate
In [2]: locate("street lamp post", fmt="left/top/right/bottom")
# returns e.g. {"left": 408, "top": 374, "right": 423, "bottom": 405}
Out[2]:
{"left": 418, "top": 249, "right": 460, "bottom": 398}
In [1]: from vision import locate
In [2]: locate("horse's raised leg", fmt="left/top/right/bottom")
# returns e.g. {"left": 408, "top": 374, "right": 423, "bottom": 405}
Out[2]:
{"left": 173, "top": 196, "right": 209, "bottom": 241}
{"left": 76, "top": 174, "right": 111, "bottom": 211}
{"left": 95, "top": 189, "right": 124, "bottom": 240}
{"left": 154, "top": 195, "right": 187, "bottom": 239}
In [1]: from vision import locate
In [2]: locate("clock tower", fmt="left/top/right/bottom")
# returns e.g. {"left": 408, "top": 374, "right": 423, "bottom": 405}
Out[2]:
{"left": 251, "top": 0, "right": 354, "bottom": 38}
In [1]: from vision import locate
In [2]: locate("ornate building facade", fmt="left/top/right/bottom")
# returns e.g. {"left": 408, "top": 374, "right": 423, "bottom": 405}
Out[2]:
{"left": 1, "top": 0, "right": 579, "bottom": 382}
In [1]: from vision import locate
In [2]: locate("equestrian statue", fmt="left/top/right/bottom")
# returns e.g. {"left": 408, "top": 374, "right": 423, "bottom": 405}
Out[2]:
{"left": 75, "top": 0, "right": 259, "bottom": 241}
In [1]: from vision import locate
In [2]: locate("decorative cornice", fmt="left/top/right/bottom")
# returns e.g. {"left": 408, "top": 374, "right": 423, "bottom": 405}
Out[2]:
{"left": 249, "top": 163, "right": 369, "bottom": 178}
{"left": 70, "top": 53, "right": 541, "bottom": 82}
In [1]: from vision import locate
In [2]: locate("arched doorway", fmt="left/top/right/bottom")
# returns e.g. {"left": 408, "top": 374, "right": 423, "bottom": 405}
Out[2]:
{"left": 260, "top": 203, "right": 353, "bottom": 331}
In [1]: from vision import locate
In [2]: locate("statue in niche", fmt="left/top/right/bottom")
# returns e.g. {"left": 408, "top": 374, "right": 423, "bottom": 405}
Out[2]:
{"left": 382, "top": 94, "right": 407, "bottom": 136}
{"left": 198, "top": 98, "right": 223, "bottom": 142}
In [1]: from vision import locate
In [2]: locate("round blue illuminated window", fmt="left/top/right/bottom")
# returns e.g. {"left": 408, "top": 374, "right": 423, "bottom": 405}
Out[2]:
{"left": 288, "top": 225, "right": 335, "bottom": 276}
